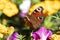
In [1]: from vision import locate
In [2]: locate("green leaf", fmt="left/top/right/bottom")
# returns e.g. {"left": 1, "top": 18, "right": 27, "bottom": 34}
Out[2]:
{"left": 19, "top": 34, "right": 26, "bottom": 40}
{"left": 44, "top": 16, "right": 56, "bottom": 29}
{"left": 44, "top": 11, "right": 60, "bottom": 32}
{"left": 11, "top": 0, "right": 23, "bottom": 6}
{"left": 31, "top": 0, "right": 40, "bottom": 4}
{"left": 0, "top": 10, "right": 2, "bottom": 16}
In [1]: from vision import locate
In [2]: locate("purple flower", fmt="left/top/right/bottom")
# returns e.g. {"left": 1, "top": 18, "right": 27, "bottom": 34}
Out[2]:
{"left": 7, "top": 32, "right": 19, "bottom": 40}
{"left": 32, "top": 26, "right": 52, "bottom": 40}
{"left": 20, "top": 12, "right": 28, "bottom": 18}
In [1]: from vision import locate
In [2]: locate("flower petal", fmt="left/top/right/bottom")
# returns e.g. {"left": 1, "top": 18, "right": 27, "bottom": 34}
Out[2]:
{"left": 32, "top": 26, "right": 52, "bottom": 40}
{"left": 20, "top": 12, "right": 28, "bottom": 18}
{"left": 7, "top": 32, "right": 19, "bottom": 40}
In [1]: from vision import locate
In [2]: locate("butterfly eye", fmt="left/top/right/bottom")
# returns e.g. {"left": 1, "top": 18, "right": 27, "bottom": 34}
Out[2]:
{"left": 40, "top": 17, "right": 43, "bottom": 20}
{"left": 38, "top": 17, "right": 43, "bottom": 21}
{"left": 38, "top": 6, "right": 43, "bottom": 12}
{"left": 38, "top": 8, "right": 42, "bottom": 12}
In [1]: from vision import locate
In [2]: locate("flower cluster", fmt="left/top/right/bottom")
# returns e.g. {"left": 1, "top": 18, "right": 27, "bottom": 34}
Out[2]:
{"left": 0, "top": 24, "right": 14, "bottom": 38}
{"left": 0, "top": 0, "right": 18, "bottom": 17}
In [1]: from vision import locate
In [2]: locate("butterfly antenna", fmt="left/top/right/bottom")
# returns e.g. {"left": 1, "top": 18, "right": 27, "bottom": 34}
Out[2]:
{"left": 26, "top": 16, "right": 30, "bottom": 21}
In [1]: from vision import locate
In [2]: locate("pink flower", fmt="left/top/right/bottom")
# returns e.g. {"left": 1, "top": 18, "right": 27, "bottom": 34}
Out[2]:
{"left": 32, "top": 26, "right": 52, "bottom": 40}
{"left": 20, "top": 12, "right": 28, "bottom": 18}
{"left": 7, "top": 32, "right": 19, "bottom": 40}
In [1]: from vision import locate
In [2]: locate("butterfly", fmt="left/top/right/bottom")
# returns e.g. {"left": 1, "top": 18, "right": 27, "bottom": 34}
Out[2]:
{"left": 24, "top": 6, "right": 44, "bottom": 28}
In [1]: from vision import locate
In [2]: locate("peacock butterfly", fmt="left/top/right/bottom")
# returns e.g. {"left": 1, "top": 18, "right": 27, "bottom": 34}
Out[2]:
{"left": 24, "top": 6, "right": 44, "bottom": 28}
